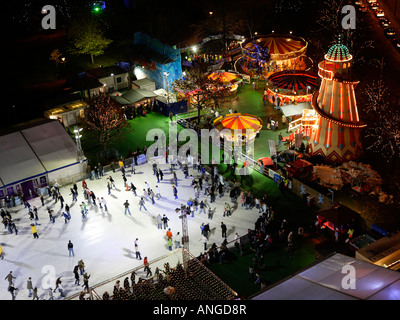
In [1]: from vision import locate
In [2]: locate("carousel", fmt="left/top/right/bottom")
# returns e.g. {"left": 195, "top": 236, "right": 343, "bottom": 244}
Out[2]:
{"left": 213, "top": 113, "right": 263, "bottom": 145}
{"left": 240, "top": 34, "right": 311, "bottom": 78}
{"left": 207, "top": 70, "right": 245, "bottom": 94}
{"left": 267, "top": 70, "right": 319, "bottom": 105}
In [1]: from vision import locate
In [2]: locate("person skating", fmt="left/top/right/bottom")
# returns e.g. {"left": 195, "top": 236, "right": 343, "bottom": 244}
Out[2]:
{"left": 172, "top": 185, "right": 178, "bottom": 200}
{"left": 31, "top": 224, "right": 39, "bottom": 239}
{"left": 162, "top": 214, "right": 169, "bottom": 229}
{"left": 73, "top": 265, "right": 80, "bottom": 285}
{"left": 27, "top": 277, "right": 33, "bottom": 297}
{"left": 221, "top": 222, "right": 227, "bottom": 238}
{"left": 139, "top": 197, "right": 147, "bottom": 211}
{"left": 134, "top": 238, "right": 142, "bottom": 260}
{"left": 124, "top": 200, "right": 131, "bottom": 215}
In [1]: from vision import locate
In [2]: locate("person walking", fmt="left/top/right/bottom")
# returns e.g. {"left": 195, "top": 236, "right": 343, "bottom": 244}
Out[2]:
{"left": 134, "top": 238, "right": 142, "bottom": 260}
{"left": 124, "top": 200, "right": 131, "bottom": 215}
{"left": 221, "top": 222, "right": 227, "bottom": 238}
{"left": 68, "top": 240, "right": 75, "bottom": 257}
{"left": 0, "top": 245, "right": 4, "bottom": 260}
{"left": 139, "top": 197, "right": 147, "bottom": 211}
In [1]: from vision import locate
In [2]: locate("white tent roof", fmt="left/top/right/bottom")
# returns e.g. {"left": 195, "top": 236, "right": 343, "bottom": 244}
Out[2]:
{"left": 280, "top": 102, "right": 312, "bottom": 117}
{"left": 0, "top": 120, "right": 81, "bottom": 186}
{"left": 21, "top": 121, "right": 80, "bottom": 172}
{"left": 252, "top": 253, "right": 400, "bottom": 300}
{"left": 0, "top": 132, "right": 46, "bottom": 186}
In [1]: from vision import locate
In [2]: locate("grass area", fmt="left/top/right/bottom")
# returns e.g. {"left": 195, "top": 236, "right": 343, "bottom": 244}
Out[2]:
{"left": 78, "top": 112, "right": 184, "bottom": 166}
{"left": 208, "top": 233, "right": 323, "bottom": 298}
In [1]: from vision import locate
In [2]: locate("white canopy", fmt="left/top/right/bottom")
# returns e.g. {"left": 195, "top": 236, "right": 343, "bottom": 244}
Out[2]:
{"left": 0, "top": 132, "right": 46, "bottom": 186}
{"left": 252, "top": 253, "right": 400, "bottom": 300}
{"left": 0, "top": 120, "right": 84, "bottom": 187}
{"left": 280, "top": 102, "right": 312, "bottom": 117}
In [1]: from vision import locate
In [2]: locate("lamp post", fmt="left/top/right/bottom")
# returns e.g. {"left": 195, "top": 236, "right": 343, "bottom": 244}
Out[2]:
{"left": 163, "top": 71, "right": 170, "bottom": 105}
{"left": 74, "top": 126, "right": 84, "bottom": 162}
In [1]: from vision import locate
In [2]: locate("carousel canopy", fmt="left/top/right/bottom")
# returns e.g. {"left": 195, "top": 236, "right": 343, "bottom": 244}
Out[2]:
{"left": 213, "top": 113, "right": 263, "bottom": 134}
{"left": 207, "top": 70, "right": 244, "bottom": 86}
{"left": 268, "top": 70, "right": 319, "bottom": 93}
{"left": 242, "top": 34, "right": 308, "bottom": 60}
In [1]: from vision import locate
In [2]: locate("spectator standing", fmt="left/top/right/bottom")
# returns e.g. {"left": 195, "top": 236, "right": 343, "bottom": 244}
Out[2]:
{"left": 68, "top": 240, "right": 75, "bottom": 257}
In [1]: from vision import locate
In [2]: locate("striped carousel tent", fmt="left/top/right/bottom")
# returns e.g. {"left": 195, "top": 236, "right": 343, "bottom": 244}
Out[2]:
{"left": 207, "top": 70, "right": 244, "bottom": 86}
{"left": 213, "top": 113, "right": 263, "bottom": 134}
{"left": 207, "top": 70, "right": 244, "bottom": 93}
{"left": 267, "top": 70, "right": 319, "bottom": 93}
{"left": 213, "top": 113, "right": 263, "bottom": 145}
{"left": 242, "top": 34, "right": 308, "bottom": 61}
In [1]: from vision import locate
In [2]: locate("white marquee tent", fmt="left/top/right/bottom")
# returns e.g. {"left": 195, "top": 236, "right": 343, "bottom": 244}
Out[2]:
{"left": 0, "top": 119, "right": 87, "bottom": 200}
{"left": 251, "top": 253, "right": 400, "bottom": 300}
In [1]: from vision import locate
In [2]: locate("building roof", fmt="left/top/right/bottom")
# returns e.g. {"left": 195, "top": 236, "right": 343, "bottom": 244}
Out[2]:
{"left": 113, "top": 88, "right": 158, "bottom": 105}
{"left": 132, "top": 78, "right": 155, "bottom": 87}
{"left": 0, "top": 120, "right": 81, "bottom": 187}
{"left": 325, "top": 43, "right": 352, "bottom": 61}
{"left": 357, "top": 232, "right": 400, "bottom": 264}
{"left": 251, "top": 253, "right": 400, "bottom": 300}
{"left": 87, "top": 65, "right": 128, "bottom": 79}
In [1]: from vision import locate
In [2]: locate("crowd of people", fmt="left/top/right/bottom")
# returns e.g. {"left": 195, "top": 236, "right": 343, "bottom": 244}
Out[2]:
{"left": 1, "top": 142, "right": 305, "bottom": 300}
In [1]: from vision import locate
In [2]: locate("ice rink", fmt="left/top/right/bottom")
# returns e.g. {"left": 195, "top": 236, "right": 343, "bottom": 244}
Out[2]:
{"left": 0, "top": 160, "right": 261, "bottom": 300}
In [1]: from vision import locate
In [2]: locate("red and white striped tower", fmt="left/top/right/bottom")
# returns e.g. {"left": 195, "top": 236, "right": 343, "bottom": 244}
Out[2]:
{"left": 308, "top": 38, "right": 366, "bottom": 163}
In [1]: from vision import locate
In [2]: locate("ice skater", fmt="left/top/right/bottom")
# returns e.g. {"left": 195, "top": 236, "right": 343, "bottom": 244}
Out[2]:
{"left": 139, "top": 197, "right": 147, "bottom": 211}
{"left": 172, "top": 185, "right": 178, "bottom": 200}
{"left": 124, "top": 200, "right": 131, "bottom": 215}
{"left": 134, "top": 238, "right": 142, "bottom": 260}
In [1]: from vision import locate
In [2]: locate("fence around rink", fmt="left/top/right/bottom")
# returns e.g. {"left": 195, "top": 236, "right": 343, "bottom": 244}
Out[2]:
{"left": 65, "top": 241, "right": 253, "bottom": 300}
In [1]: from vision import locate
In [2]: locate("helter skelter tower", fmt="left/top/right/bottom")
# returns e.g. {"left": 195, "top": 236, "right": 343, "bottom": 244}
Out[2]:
{"left": 308, "top": 38, "right": 366, "bottom": 163}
